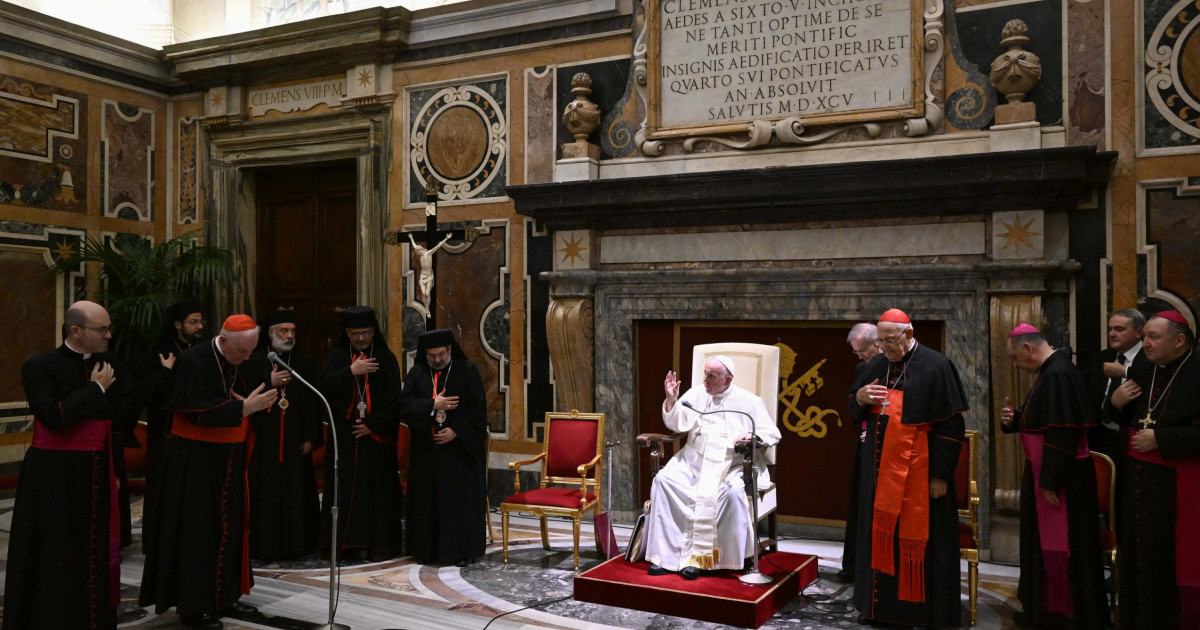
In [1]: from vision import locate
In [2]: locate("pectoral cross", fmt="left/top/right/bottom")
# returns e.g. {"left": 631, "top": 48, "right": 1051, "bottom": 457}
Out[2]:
{"left": 384, "top": 176, "right": 476, "bottom": 329}
{"left": 1139, "top": 415, "right": 1156, "bottom": 430}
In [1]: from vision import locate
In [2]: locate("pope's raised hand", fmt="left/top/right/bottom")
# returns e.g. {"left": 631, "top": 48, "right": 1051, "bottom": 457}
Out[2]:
{"left": 663, "top": 371, "right": 680, "bottom": 404}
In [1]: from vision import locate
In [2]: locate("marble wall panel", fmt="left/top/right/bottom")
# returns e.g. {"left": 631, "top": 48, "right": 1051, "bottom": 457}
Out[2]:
{"left": 523, "top": 219, "right": 555, "bottom": 439}
{"left": 951, "top": 0, "right": 1062, "bottom": 129}
{"left": 524, "top": 66, "right": 556, "bottom": 185}
{"left": 554, "top": 58, "right": 635, "bottom": 160}
{"left": 1066, "top": 0, "right": 1106, "bottom": 147}
{"left": 178, "top": 116, "right": 198, "bottom": 224}
{"left": 1141, "top": 0, "right": 1200, "bottom": 153}
{"left": 992, "top": 211, "right": 1044, "bottom": 260}
{"left": 102, "top": 100, "right": 154, "bottom": 221}
{"left": 406, "top": 76, "right": 508, "bottom": 207}
{"left": 0, "top": 75, "right": 87, "bottom": 212}
{"left": 1143, "top": 180, "right": 1200, "bottom": 319}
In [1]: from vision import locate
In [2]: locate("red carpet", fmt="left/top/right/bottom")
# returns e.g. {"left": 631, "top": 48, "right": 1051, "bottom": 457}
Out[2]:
{"left": 573, "top": 552, "right": 817, "bottom": 628}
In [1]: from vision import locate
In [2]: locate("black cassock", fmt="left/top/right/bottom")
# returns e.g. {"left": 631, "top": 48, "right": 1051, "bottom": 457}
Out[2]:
{"left": 842, "top": 360, "right": 872, "bottom": 574}
{"left": 1001, "top": 349, "right": 1108, "bottom": 627}
{"left": 5, "top": 345, "right": 137, "bottom": 630}
{"left": 398, "top": 358, "right": 488, "bottom": 565}
{"left": 317, "top": 344, "right": 404, "bottom": 560}
{"left": 247, "top": 348, "right": 321, "bottom": 560}
{"left": 1112, "top": 351, "right": 1200, "bottom": 630}
{"left": 137, "top": 336, "right": 194, "bottom": 553}
{"left": 851, "top": 343, "right": 966, "bottom": 628}
{"left": 139, "top": 339, "right": 264, "bottom": 616}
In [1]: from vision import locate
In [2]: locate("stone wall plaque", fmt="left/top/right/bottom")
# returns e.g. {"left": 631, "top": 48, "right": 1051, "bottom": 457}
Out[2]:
{"left": 248, "top": 78, "right": 345, "bottom": 116}
{"left": 648, "top": 0, "right": 925, "bottom": 138}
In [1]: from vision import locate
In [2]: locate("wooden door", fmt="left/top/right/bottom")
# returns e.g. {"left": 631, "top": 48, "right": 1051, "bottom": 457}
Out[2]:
{"left": 255, "top": 161, "right": 357, "bottom": 371}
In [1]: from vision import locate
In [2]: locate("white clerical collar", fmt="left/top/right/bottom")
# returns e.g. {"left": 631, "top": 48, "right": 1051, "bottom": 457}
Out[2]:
{"left": 711, "top": 387, "right": 732, "bottom": 404}
{"left": 1123, "top": 342, "right": 1142, "bottom": 364}
{"left": 64, "top": 340, "right": 91, "bottom": 360}
{"left": 214, "top": 337, "right": 227, "bottom": 359}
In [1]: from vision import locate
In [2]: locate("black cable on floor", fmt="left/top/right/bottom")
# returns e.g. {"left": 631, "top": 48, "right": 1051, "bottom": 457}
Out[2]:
{"left": 480, "top": 594, "right": 574, "bottom": 630}
{"left": 760, "top": 553, "right": 854, "bottom": 615}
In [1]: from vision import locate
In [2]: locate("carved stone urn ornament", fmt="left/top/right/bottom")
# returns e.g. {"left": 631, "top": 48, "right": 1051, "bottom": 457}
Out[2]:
{"left": 561, "top": 73, "right": 601, "bottom": 160}
{"left": 989, "top": 20, "right": 1041, "bottom": 123}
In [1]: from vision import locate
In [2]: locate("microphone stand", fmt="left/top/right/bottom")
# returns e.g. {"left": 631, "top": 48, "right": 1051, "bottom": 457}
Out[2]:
{"left": 269, "top": 352, "right": 350, "bottom": 630}
{"left": 680, "top": 400, "right": 774, "bottom": 585}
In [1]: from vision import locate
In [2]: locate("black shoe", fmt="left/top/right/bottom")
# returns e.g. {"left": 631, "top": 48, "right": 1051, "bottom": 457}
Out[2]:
{"left": 680, "top": 566, "right": 701, "bottom": 580}
{"left": 227, "top": 600, "right": 258, "bottom": 614}
{"left": 181, "top": 613, "right": 224, "bottom": 629}
{"left": 835, "top": 569, "right": 854, "bottom": 582}
{"left": 647, "top": 564, "right": 671, "bottom": 576}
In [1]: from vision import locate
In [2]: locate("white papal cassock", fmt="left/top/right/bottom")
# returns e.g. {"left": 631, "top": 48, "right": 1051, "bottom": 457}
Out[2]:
{"left": 645, "top": 383, "right": 782, "bottom": 572}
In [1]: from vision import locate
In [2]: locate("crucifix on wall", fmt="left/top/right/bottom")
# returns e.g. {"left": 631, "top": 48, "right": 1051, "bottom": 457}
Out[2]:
{"left": 386, "top": 176, "right": 476, "bottom": 329}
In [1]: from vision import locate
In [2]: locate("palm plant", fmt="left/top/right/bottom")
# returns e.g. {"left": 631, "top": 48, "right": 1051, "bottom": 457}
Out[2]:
{"left": 51, "top": 230, "right": 235, "bottom": 363}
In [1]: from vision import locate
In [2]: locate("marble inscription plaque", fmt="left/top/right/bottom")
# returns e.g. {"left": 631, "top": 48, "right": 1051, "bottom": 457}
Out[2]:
{"left": 653, "top": 0, "right": 921, "bottom": 132}
{"left": 248, "top": 79, "right": 345, "bottom": 116}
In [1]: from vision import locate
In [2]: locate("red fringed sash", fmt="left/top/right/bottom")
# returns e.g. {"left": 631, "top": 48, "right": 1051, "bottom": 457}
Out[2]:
{"left": 1128, "top": 431, "right": 1200, "bottom": 627}
{"left": 1020, "top": 431, "right": 1089, "bottom": 618}
{"left": 870, "top": 391, "right": 931, "bottom": 602}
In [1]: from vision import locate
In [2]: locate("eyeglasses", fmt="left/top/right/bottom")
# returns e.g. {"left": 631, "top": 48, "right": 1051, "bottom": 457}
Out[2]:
{"left": 851, "top": 349, "right": 871, "bottom": 359}
{"left": 874, "top": 334, "right": 906, "bottom": 347}
{"left": 348, "top": 330, "right": 374, "bottom": 339}
{"left": 184, "top": 318, "right": 206, "bottom": 326}
{"left": 81, "top": 325, "right": 111, "bottom": 335}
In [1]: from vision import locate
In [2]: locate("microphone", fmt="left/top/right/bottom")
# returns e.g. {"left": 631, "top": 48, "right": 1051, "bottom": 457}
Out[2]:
{"left": 267, "top": 350, "right": 294, "bottom": 373}
{"left": 678, "top": 398, "right": 774, "bottom": 585}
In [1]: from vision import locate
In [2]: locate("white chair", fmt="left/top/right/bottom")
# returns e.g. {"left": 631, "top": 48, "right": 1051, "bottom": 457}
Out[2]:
{"left": 638, "top": 343, "right": 782, "bottom": 554}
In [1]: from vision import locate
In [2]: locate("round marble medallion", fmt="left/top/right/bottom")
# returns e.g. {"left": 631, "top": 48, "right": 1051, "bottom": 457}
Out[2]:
{"left": 426, "top": 105, "right": 488, "bottom": 181}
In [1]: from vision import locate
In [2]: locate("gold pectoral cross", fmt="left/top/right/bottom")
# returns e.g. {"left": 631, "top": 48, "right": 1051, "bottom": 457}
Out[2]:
{"left": 1139, "top": 415, "right": 1156, "bottom": 430}
{"left": 278, "top": 392, "right": 289, "bottom": 411}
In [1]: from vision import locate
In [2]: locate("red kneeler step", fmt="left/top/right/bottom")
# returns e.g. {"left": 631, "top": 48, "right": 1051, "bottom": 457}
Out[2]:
{"left": 573, "top": 552, "right": 817, "bottom": 629}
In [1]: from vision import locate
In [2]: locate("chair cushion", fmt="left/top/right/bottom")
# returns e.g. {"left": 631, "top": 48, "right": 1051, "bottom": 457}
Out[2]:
{"left": 546, "top": 418, "right": 599, "bottom": 477}
{"left": 504, "top": 487, "right": 596, "bottom": 509}
{"left": 959, "top": 521, "right": 977, "bottom": 549}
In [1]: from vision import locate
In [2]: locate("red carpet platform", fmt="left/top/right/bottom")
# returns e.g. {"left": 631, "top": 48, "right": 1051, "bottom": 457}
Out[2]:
{"left": 573, "top": 552, "right": 817, "bottom": 628}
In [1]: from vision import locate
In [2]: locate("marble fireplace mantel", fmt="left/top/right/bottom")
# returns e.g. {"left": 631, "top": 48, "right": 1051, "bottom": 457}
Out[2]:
{"left": 545, "top": 261, "right": 1079, "bottom": 553}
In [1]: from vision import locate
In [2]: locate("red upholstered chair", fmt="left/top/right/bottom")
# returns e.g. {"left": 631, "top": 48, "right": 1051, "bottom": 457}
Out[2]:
{"left": 124, "top": 421, "right": 149, "bottom": 493}
{"left": 955, "top": 430, "right": 980, "bottom": 626}
{"left": 396, "top": 423, "right": 411, "bottom": 495}
{"left": 501, "top": 410, "right": 605, "bottom": 571}
{"left": 1092, "top": 451, "right": 1118, "bottom": 625}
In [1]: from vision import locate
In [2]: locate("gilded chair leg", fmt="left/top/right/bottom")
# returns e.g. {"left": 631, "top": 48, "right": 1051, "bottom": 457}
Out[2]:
{"left": 502, "top": 510, "right": 510, "bottom": 564}
{"left": 593, "top": 505, "right": 603, "bottom": 553}
{"left": 486, "top": 496, "right": 495, "bottom": 544}
{"left": 540, "top": 516, "right": 551, "bottom": 550}
{"left": 1111, "top": 551, "right": 1119, "bottom": 628}
{"left": 573, "top": 517, "right": 581, "bottom": 571}
{"left": 969, "top": 556, "right": 978, "bottom": 627}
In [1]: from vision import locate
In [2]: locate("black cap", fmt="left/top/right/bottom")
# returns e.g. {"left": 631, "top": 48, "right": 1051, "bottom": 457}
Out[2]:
{"left": 343, "top": 306, "right": 378, "bottom": 330}
{"left": 264, "top": 307, "right": 297, "bottom": 328}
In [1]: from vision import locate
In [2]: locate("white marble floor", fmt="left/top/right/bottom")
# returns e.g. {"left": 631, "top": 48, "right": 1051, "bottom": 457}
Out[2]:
{"left": 0, "top": 498, "right": 1024, "bottom": 630}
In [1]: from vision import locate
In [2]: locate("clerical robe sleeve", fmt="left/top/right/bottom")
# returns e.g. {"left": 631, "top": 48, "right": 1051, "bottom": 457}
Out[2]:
{"left": 362, "top": 353, "right": 401, "bottom": 440}
{"left": 443, "top": 363, "right": 488, "bottom": 460}
{"left": 109, "top": 356, "right": 141, "bottom": 439}
{"left": 928, "top": 413, "right": 965, "bottom": 483}
{"left": 1037, "top": 426, "right": 1083, "bottom": 491}
{"left": 1156, "top": 412, "right": 1200, "bottom": 460}
{"left": 170, "top": 353, "right": 245, "bottom": 427}
{"left": 21, "top": 356, "right": 107, "bottom": 432}
{"left": 397, "top": 367, "right": 436, "bottom": 434}
{"left": 662, "top": 388, "right": 701, "bottom": 434}
{"left": 1000, "top": 407, "right": 1022, "bottom": 434}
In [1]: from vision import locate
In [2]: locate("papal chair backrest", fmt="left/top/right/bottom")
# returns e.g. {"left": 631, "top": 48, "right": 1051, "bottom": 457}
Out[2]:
{"left": 690, "top": 343, "right": 781, "bottom": 460}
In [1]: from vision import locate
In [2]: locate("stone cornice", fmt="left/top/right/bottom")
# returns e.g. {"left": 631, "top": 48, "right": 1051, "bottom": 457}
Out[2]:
{"left": 0, "top": 0, "right": 172, "bottom": 86}
{"left": 162, "top": 7, "right": 410, "bottom": 88}
{"left": 407, "top": 0, "right": 623, "bottom": 48}
{"left": 509, "top": 147, "right": 1118, "bottom": 231}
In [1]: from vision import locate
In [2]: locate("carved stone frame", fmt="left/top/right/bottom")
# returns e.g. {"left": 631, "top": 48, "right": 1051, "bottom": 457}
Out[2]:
{"left": 200, "top": 106, "right": 392, "bottom": 323}
{"left": 635, "top": 0, "right": 946, "bottom": 154}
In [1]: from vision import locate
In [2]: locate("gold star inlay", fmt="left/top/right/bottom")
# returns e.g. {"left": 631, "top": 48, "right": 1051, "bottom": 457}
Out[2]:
{"left": 356, "top": 68, "right": 373, "bottom": 88}
{"left": 210, "top": 91, "right": 224, "bottom": 107}
{"left": 997, "top": 213, "right": 1041, "bottom": 252}
{"left": 558, "top": 234, "right": 588, "bottom": 264}
{"left": 51, "top": 240, "right": 77, "bottom": 261}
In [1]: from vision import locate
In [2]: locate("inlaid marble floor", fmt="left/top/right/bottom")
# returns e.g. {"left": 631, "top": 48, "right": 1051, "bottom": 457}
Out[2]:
{"left": 0, "top": 495, "right": 1026, "bottom": 629}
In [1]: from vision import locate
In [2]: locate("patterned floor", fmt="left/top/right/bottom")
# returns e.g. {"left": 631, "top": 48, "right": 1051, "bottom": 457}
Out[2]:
{"left": 0, "top": 495, "right": 1025, "bottom": 629}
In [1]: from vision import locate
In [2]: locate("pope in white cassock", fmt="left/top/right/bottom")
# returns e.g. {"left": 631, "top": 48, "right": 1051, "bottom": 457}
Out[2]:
{"left": 646, "top": 355, "right": 782, "bottom": 579}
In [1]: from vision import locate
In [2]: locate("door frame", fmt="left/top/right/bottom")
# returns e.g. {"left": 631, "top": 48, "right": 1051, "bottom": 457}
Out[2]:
{"left": 200, "top": 105, "right": 391, "bottom": 330}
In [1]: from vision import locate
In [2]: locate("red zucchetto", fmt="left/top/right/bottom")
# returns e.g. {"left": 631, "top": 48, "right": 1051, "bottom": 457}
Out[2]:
{"left": 1009, "top": 323, "right": 1040, "bottom": 337}
{"left": 1156, "top": 310, "right": 1189, "bottom": 326}
{"left": 221, "top": 314, "right": 257, "bottom": 332}
{"left": 879, "top": 308, "right": 911, "bottom": 324}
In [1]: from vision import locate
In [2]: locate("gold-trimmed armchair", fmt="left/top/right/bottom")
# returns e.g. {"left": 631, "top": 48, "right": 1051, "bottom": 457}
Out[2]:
{"left": 500, "top": 410, "right": 605, "bottom": 571}
{"left": 956, "top": 430, "right": 980, "bottom": 626}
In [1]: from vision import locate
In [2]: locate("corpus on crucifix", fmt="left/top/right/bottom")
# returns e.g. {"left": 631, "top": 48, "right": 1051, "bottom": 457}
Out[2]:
{"left": 385, "top": 176, "right": 475, "bottom": 329}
